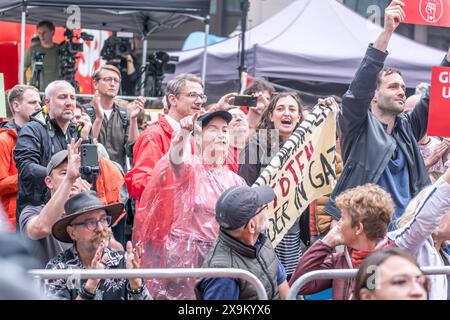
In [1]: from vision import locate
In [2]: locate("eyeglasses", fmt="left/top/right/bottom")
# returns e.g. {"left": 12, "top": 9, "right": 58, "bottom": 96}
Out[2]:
{"left": 100, "top": 77, "right": 121, "bottom": 84}
{"left": 181, "top": 92, "right": 207, "bottom": 103}
{"left": 71, "top": 216, "right": 112, "bottom": 231}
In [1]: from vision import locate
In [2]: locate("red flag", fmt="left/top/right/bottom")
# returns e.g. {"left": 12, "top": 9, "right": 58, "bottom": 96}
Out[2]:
{"left": 403, "top": 0, "right": 450, "bottom": 28}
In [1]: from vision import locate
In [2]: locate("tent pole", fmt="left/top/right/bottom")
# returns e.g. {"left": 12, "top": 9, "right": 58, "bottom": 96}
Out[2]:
{"left": 238, "top": 0, "right": 249, "bottom": 90}
{"left": 201, "top": 15, "right": 210, "bottom": 87}
{"left": 140, "top": 38, "right": 148, "bottom": 96}
{"left": 19, "top": 5, "right": 26, "bottom": 85}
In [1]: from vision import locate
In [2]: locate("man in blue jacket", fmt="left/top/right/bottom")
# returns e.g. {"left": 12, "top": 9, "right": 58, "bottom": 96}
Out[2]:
{"left": 325, "top": 0, "right": 450, "bottom": 230}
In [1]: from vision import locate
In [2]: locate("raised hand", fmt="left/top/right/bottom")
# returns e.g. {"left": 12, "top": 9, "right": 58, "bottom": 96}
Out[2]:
{"left": 126, "top": 240, "right": 144, "bottom": 290}
{"left": 179, "top": 112, "right": 200, "bottom": 132}
{"left": 78, "top": 112, "right": 93, "bottom": 141}
{"left": 129, "top": 96, "right": 145, "bottom": 120}
{"left": 249, "top": 91, "right": 270, "bottom": 115}
{"left": 384, "top": 0, "right": 405, "bottom": 33}
{"left": 66, "top": 138, "right": 82, "bottom": 181}
{"left": 322, "top": 223, "right": 344, "bottom": 248}
{"left": 92, "top": 90, "right": 104, "bottom": 118}
{"left": 215, "top": 92, "right": 238, "bottom": 111}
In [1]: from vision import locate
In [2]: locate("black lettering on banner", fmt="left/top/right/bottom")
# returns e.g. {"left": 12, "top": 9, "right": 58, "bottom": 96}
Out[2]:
{"left": 320, "top": 151, "right": 336, "bottom": 182}
{"left": 294, "top": 181, "right": 308, "bottom": 210}
{"left": 309, "top": 152, "right": 336, "bottom": 188}
{"left": 327, "top": 145, "right": 337, "bottom": 165}
{"left": 268, "top": 200, "right": 290, "bottom": 241}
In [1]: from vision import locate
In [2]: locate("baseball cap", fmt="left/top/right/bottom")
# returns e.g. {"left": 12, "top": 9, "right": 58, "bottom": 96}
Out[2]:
{"left": 46, "top": 150, "right": 68, "bottom": 176}
{"left": 216, "top": 185, "right": 275, "bottom": 230}
{"left": 197, "top": 110, "right": 232, "bottom": 128}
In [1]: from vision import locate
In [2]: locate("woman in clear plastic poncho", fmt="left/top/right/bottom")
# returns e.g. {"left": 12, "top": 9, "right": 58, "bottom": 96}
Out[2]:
{"left": 133, "top": 111, "right": 246, "bottom": 300}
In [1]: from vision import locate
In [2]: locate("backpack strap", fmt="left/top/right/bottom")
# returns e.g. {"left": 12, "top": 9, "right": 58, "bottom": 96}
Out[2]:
{"left": 116, "top": 107, "right": 130, "bottom": 130}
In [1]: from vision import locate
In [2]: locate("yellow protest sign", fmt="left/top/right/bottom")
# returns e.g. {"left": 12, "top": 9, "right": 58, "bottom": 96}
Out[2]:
{"left": 253, "top": 103, "right": 337, "bottom": 247}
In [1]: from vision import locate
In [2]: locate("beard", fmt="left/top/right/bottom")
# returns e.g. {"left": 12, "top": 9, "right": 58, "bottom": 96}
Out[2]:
{"left": 257, "top": 220, "right": 269, "bottom": 235}
{"left": 92, "top": 228, "right": 112, "bottom": 245}
{"left": 378, "top": 97, "right": 405, "bottom": 115}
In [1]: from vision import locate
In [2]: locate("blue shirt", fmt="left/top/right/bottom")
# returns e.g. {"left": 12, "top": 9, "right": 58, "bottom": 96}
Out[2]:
{"left": 199, "top": 240, "right": 287, "bottom": 300}
{"left": 377, "top": 144, "right": 411, "bottom": 230}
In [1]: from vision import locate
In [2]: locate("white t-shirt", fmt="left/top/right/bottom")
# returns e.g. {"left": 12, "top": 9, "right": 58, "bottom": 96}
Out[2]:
{"left": 104, "top": 109, "right": 114, "bottom": 120}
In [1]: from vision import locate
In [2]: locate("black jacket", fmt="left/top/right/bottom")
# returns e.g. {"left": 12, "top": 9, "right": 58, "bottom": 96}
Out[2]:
{"left": 13, "top": 112, "right": 79, "bottom": 216}
{"left": 325, "top": 45, "right": 450, "bottom": 220}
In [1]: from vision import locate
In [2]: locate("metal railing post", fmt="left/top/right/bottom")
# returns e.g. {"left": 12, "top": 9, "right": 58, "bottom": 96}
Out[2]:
{"left": 28, "top": 268, "right": 268, "bottom": 300}
{"left": 287, "top": 266, "right": 450, "bottom": 300}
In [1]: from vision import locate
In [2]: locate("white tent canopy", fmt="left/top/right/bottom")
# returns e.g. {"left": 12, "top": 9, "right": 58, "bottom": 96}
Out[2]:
{"left": 173, "top": 0, "right": 446, "bottom": 87}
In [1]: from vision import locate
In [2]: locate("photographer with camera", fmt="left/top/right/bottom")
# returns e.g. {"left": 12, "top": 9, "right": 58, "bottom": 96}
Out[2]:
{"left": 84, "top": 65, "right": 144, "bottom": 171}
{"left": 101, "top": 34, "right": 140, "bottom": 96}
{"left": 24, "top": 21, "right": 60, "bottom": 91}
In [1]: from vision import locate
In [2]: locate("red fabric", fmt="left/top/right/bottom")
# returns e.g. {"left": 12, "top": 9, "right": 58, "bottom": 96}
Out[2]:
{"left": 124, "top": 114, "right": 174, "bottom": 202}
{"left": 226, "top": 146, "right": 240, "bottom": 173}
{"left": 351, "top": 239, "right": 392, "bottom": 268}
{"left": 0, "top": 128, "right": 18, "bottom": 230}
{"left": 135, "top": 154, "right": 246, "bottom": 299}
{"left": 132, "top": 156, "right": 175, "bottom": 246}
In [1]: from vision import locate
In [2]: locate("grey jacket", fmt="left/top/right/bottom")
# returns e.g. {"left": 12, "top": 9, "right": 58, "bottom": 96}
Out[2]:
{"left": 195, "top": 229, "right": 280, "bottom": 300}
{"left": 325, "top": 44, "right": 450, "bottom": 219}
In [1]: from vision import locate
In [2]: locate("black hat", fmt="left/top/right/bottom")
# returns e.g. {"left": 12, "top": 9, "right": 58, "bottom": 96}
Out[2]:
{"left": 215, "top": 185, "right": 275, "bottom": 230}
{"left": 46, "top": 150, "right": 68, "bottom": 176}
{"left": 197, "top": 110, "right": 232, "bottom": 127}
{"left": 52, "top": 190, "right": 124, "bottom": 243}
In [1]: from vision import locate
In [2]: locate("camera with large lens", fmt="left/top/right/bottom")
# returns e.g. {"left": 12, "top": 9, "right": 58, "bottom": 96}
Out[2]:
{"left": 58, "top": 28, "right": 93, "bottom": 92}
{"left": 143, "top": 51, "right": 179, "bottom": 97}
{"left": 147, "top": 51, "right": 178, "bottom": 76}
{"left": 32, "top": 52, "right": 45, "bottom": 69}
{"left": 100, "top": 32, "right": 133, "bottom": 62}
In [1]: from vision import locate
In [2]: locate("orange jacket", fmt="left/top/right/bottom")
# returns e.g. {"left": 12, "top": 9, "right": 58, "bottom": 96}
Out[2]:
{"left": 96, "top": 156, "right": 126, "bottom": 223}
{"left": 0, "top": 127, "right": 18, "bottom": 230}
{"left": 124, "top": 114, "right": 174, "bottom": 202}
{"left": 309, "top": 152, "right": 344, "bottom": 237}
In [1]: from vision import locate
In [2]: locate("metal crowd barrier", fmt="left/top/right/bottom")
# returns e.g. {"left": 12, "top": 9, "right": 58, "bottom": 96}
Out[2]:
{"left": 287, "top": 266, "right": 450, "bottom": 300}
{"left": 28, "top": 267, "right": 268, "bottom": 300}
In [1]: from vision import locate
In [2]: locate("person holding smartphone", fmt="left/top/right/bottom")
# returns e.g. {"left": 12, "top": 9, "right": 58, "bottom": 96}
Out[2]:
{"left": 238, "top": 91, "right": 305, "bottom": 279}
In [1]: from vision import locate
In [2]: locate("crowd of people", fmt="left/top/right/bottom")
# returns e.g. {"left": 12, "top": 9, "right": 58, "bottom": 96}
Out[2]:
{"left": 2, "top": 0, "right": 450, "bottom": 300}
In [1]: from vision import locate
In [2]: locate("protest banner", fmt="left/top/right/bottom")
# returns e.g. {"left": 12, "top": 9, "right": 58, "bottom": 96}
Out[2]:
{"left": 427, "top": 66, "right": 450, "bottom": 137}
{"left": 403, "top": 0, "right": 450, "bottom": 28}
{"left": 0, "top": 74, "right": 6, "bottom": 119}
{"left": 253, "top": 103, "right": 337, "bottom": 246}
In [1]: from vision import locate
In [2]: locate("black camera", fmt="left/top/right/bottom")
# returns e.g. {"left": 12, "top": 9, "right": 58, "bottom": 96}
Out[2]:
{"left": 232, "top": 95, "right": 257, "bottom": 107}
{"left": 58, "top": 29, "right": 93, "bottom": 92}
{"left": 79, "top": 144, "right": 100, "bottom": 186}
{"left": 100, "top": 35, "right": 132, "bottom": 62}
{"left": 146, "top": 51, "right": 178, "bottom": 76}
{"left": 33, "top": 52, "right": 45, "bottom": 63}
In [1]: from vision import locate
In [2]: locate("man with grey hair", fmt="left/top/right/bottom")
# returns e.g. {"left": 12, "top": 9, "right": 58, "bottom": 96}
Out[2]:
{"left": 124, "top": 73, "right": 204, "bottom": 205}
{"left": 0, "top": 85, "right": 41, "bottom": 230}
{"left": 14, "top": 80, "right": 92, "bottom": 219}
